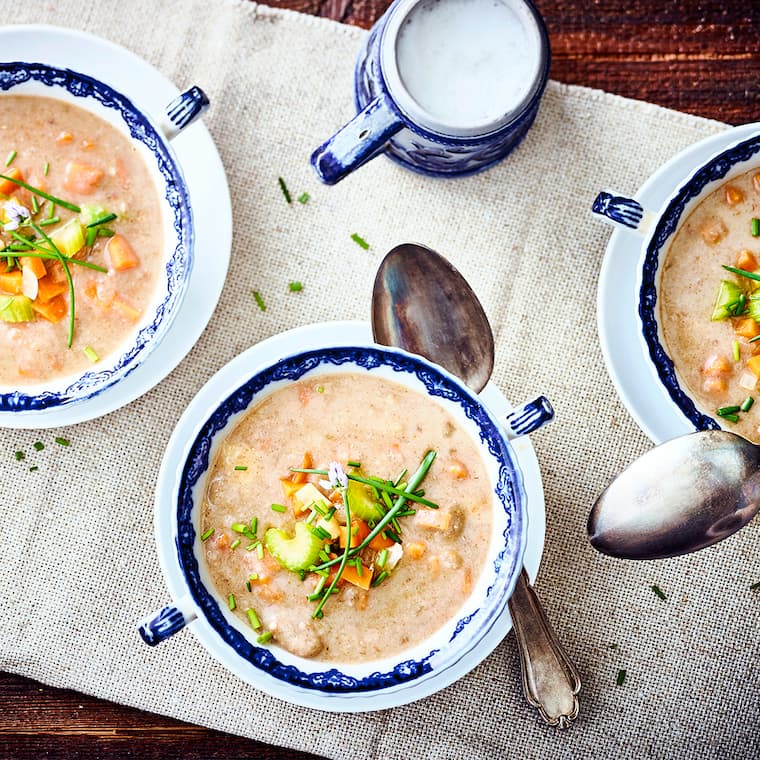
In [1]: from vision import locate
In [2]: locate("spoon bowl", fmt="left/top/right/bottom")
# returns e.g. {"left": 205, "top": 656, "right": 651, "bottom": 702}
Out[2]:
{"left": 588, "top": 429, "right": 760, "bottom": 560}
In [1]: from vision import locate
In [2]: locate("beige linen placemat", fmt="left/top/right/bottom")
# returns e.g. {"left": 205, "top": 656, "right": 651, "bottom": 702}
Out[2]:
{"left": 1, "top": 1, "right": 757, "bottom": 757}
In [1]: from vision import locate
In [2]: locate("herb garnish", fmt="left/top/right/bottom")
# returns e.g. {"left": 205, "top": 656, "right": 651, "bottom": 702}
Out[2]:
{"left": 54, "top": 437, "right": 70, "bottom": 447}
{"left": 651, "top": 584, "right": 666, "bottom": 601}
{"left": 297, "top": 192, "right": 310, "bottom": 204}
{"left": 351, "top": 232, "right": 370, "bottom": 250}
{"left": 750, "top": 581, "right": 760, "bottom": 592}
{"left": 278, "top": 176, "right": 292, "bottom": 204}
{"left": 0, "top": 173, "right": 80, "bottom": 212}
{"left": 5, "top": 150, "right": 16, "bottom": 167}
{"left": 723, "top": 264, "right": 760, "bottom": 283}
{"left": 616, "top": 669, "right": 626, "bottom": 686}
{"left": 288, "top": 281, "right": 303, "bottom": 292}
{"left": 253, "top": 290, "right": 266, "bottom": 312}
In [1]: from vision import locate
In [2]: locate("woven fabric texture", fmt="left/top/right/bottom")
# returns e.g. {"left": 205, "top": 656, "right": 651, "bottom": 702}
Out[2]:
{"left": 0, "top": 1, "right": 757, "bottom": 758}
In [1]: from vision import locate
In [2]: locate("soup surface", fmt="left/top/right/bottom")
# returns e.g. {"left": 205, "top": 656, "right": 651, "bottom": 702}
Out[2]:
{"left": 660, "top": 168, "right": 760, "bottom": 441}
{"left": 0, "top": 95, "right": 163, "bottom": 386}
{"left": 201, "top": 372, "right": 494, "bottom": 663}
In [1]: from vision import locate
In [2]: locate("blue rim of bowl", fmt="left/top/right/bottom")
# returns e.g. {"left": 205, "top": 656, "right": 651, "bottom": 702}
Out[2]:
{"left": 0, "top": 62, "right": 193, "bottom": 412}
{"left": 639, "top": 133, "right": 760, "bottom": 431}
{"left": 175, "top": 346, "right": 526, "bottom": 694}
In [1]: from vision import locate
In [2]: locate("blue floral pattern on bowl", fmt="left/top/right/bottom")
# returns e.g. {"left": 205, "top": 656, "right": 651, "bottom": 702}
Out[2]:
{"left": 0, "top": 62, "right": 193, "bottom": 412}
{"left": 639, "top": 134, "right": 760, "bottom": 431}
{"left": 175, "top": 346, "right": 526, "bottom": 693}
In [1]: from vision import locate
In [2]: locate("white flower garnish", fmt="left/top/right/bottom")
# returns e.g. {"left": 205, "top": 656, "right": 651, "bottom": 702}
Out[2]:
{"left": 3, "top": 200, "right": 30, "bottom": 231}
{"left": 327, "top": 461, "right": 348, "bottom": 490}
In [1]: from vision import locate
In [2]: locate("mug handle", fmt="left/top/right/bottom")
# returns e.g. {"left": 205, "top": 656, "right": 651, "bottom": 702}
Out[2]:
{"left": 161, "top": 86, "right": 210, "bottom": 141}
{"left": 591, "top": 190, "right": 651, "bottom": 235}
{"left": 504, "top": 396, "right": 554, "bottom": 439}
{"left": 137, "top": 594, "right": 197, "bottom": 645}
{"left": 310, "top": 92, "right": 404, "bottom": 185}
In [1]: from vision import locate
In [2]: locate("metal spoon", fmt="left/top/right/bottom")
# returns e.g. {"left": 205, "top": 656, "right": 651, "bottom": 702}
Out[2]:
{"left": 588, "top": 429, "right": 760, "bottom": 559}
{"left": 372, "top": 243, "right": 581, "bottom": 728}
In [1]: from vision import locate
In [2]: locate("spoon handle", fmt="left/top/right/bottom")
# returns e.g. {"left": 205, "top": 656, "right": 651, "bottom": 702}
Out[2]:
{"left": 508, "top": 569, "right": 581, "bottom": 728}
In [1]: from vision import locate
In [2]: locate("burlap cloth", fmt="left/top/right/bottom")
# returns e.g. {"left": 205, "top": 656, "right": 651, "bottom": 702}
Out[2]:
{"left": 0, "top": 0, "right": 757, "bottom": 757}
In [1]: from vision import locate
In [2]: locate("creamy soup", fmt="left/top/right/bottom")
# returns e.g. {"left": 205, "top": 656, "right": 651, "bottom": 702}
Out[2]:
{"left": 0, "top": 95, "right": 163, "bottom": 385}
{"left": 201, "top": 373, "right": 494, "bottom": 663}
{"left": 660, "top": 168, "right": 760, "bottom": 441}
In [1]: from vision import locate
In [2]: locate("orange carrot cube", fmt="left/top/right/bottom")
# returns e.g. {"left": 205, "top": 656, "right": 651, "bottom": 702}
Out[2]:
{"left": 747, "top": 356, "right": 760, "bottom": 378}
{"left": 19, "top": 256, "right": 46, "bottom": 279}
{"left": 0, "top": 166, "right": 24, "bottom": 195}
{"left": 0, "top": 270, "right": 23, "bottom": 295}
{"left": 106, "top": 234, "right": 139, "bottom": 271}
{"left": 62, "top": 161, "right": 104, "bottom": 194}
{"left": 736, "top": 249, "right": 759, "bottom": 272}
{"left": 31, "top": 294, "right": 67, "bottom": 323}
{"left": 724, "top": 185, "right": 744, "bottom": 206}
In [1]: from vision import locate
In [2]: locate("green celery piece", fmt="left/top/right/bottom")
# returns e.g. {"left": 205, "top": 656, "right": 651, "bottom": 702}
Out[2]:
{"left": 0, "top": 294, "right": 34, "bottom": 322}
{"left": 78, "top": 204, "right": 108, "bottom": 227}
{"left": 747, "top": 294, "right": 760, "bottom": 323}
{"left": 265, "top": 522, "right": 324, "bottom": 572}
{"left": 711, "top": 280, "right": 743, "bottom": 321}
{"left": 346, "top": 478, "right": 383, "bottom": 521}
{"left": 50, "top": 218, "right": 85, "bottom": 258}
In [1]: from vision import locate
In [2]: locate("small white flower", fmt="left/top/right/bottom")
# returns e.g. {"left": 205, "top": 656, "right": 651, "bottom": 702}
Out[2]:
{"left": 3, "top": 200, "right": 30, "bottom": 231}
{"left": 327, "top": 461, "right": 348, "bottom": 490}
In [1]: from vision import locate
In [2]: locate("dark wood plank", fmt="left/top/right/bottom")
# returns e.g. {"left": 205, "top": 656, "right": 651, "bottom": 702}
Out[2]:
{"left": 2, "top": 1, "right": 757, "bottom": 758}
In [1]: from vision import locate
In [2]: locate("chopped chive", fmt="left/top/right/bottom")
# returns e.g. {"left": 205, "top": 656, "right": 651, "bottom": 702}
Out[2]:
{"left": 609, "top": 643, "right": 618, "bottom": 650}
{"left": 30, "top": 196, "right": 39, "bottom": 215}
{"left": 256, "top": 543, "right": 264, "bottom": 560}
{"left": 39, "top": 216, "right": 61, "bottom": 227}
{"left": 288, "top": 281, "right": 303, "bottom": 292}
{"left": 750, "top": 581, "right": 760, "bottom": 591}
{"left": 54, "top": 437, "right": 70, "bottom": 447}
{"left": 313, "top": 575, "right": 327, "bottom": 596}
{"left": 0, "top": 173, "right": 80, "bottom": 212}
{"left": 306, "top": 510, "right": 317, "bottom": 525}
{"left": 316, "top": 385, "right": 324, "bottom": 393}
{"left": 245, "top": 543, "right": 257, "bottom": 551}
{"left": 377, "top": 549, "right": 389, "bottom": 568}
{"left": 200, "top": 527, "right": 215, "bottom": 541}
{"left": 256, "top": 631, "right": 273, "bottom": 644}
{"left": 5, "top": 150, "right": 17, "bottom": 167}
{"left": 228, "top": 593, "right": 236, "bottom": 610}
{"left": 351, "top": 232, "right": 370, "bottom": 250}
{"left": 249, "top": 573, "right": 259, "bottom": 582}
{"left": 14, "top": 450, "right": 24, "bottom": 461}
{"left": 749, "top": 334, "right": 760, "bottom": 343}
{"left": 86, "top": 213, "right": 117, "bottom": 228}
{"left": 733, "top": 340, "right": 741, "bottom": 362}
{"left": 33, "top": 441, "right": 44, "bottom": 451}
{"left": 325, "top": 506, "right": 336, "bottom": 521}
{"left": 246, "top": 608, "right": 262, "bottom": 630}
{"left": 719, "top": 412, "right": 740, "bottom": 423}
{"left": 372, "top": 571, "right": 389, "bottom": 587}
{"left": 318, "top": 549, "right": 330, "bottom": 563}
{"left": 83, "top": 346, "right": 99, "bottom": 363}
{"left": 98, "top": 227, "right": 115, "bottom": 238}
{"left": 355, "top": 559, "right": 363, "bottom": 576}
{"left": 47, "top": 202, "right": 55, "bottom": 220}
{"left": 250, "top": 517, "right": 258, "bottom": 535}
{"left": 310, "top": 525, "right": 331, "bottom": 541}
{"left": 245, "top": 580, "right": 252, "bottom": 592}
{"left": 234, "top": 465, "right": 248, "bottom": 471}
{"left": 741, "top": 396, "right": 755, "bottom": 412}
{"left": 297, "top": 192, "right": 310, "bottom": 204}
{"left": 85, "top": 226, "right": 97, "bottom": 247}
{"left": 616, "top": 669, "right": 626, "bottom": 686}
{"left": 723, "top": 264, "right": 760, "bottom": 282}
{"left": 29, "top": 466, "right": 38, "bottom": 472}
{"left": 651, "top": 584, "right": 666, "bottom": 601}
{"left": 43, "top": 161, "right": 50, "bottom": 176}
{"left": 271, "top": 503, "right": 287, "bottom": 513}
{"left": 346, "top": 460, "right": 361, "bottom": 468}
{"left": 231, "top": 522, "right": 248, "bottom": 533}
{"left": 278, "top": 176, "right": 292, "bottom": 204}
{"left": 307, "top": 592, "right": 323, "bottom": 602}
{"left": 717, "top": 405, "right": 741, "bottom": 415}
{"left": 752, "top": 218, "right": 760, "bottom": 237}
{"left": 252, "top": 290, "right": 266, "bottom": 312}
{"left": 230, "top": 538, "right": 241, "bottom": 550}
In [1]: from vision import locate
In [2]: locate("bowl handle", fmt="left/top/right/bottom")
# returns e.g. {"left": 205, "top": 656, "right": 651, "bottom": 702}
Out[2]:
{"left": 137, "top": 595, "right": 197, "bottom": 645}
{"left": 161, "top": 86, "right": 210, "bottom": 141}
{"left": 592, "top": 190, "right": 652, "bottom": 235}
{"left": 504, "top": 396, "right": 554, "bottom": 439}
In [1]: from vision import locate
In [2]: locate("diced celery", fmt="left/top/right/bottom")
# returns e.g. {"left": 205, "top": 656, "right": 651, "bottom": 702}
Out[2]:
{"left": 50, "top": 219, "right": 85, "bottom": 258}
{"left": 265, "top": 522, "right": 324, "bottom": 572}
{"left": 78, "top": 204, "right": 107, "bottom": 227}
{"left": 711, "top": 280, "right": 743, "bottom": 321}
{"left": 0, "top": 294, "right": 34, "bottom": 322}
{"left": 747, "top": 294, "right": 760, "bottom": 324}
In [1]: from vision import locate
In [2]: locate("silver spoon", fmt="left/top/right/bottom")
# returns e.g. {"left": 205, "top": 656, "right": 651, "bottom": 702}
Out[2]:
{"left": 372, "top": 243, "right": 581, "bottom": 728}
{"left": 588, "top": 429, "right": 760, "bottom": 559}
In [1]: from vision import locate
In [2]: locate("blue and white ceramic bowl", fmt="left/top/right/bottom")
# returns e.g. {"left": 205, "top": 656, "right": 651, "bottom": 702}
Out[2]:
{"left": 592, "top": 129, "right": 760, "bottom": 434}
{"left": 0, "top": 60, "right": 208, "bottom": 414}
{"left": 139, "top": 323, "right": 552, "bottom": 711}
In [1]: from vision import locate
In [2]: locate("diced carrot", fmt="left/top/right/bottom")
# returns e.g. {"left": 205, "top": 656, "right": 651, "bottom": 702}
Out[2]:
{"left": 31, "top": 294, "right": 67, "bottom": 323}
{"left": 406, "top": 541, "right": 427, "bottom": 560}
{"left": 106, "top": 234, "right": 139, "bottom": 271}
{"left": 754, "top": 173, "right": 760, "bottom": 194}
{"left": 700, "top": 219, "right": 727, "bottom": 245}
{"left": 258, "top": 585, "right": 284, "bottom": 603}
{"left": 280, "top": 477, "right": 301, "bottom": 499}
{"left": 724, "top": 185, "right": 744, "bottom": 206}
{"left": 19, "top": 256, "right": 46, "bottom": 279}
{"left": 702, "top": 376, "right": 727, "bottom": 394}
{"left": 83, "top": 282, "right": 97, "bottom": 299}
{"left": 462, "top": 568, "right": 472, "bottom": 595}
{"left": 62, "top": 161, "right": 104, "bottom": 194}
{"left": 35, "top": 276, "right": 67, "bottom": 304}
{"left": 111, "top": 295, "right": 140, "bottom": 322}
{"left": 339, "top": 519, "right": 370, "bottom": 549}
{"left": 341, "top": 563, "right": 372, "bottom": 591}
{"left": 216, "top": 533, "right": 230, "bottom": 550}
{"left": 56, "top": 131, "right": 73, "bottom": 144}
{"left": 702, "top": 354, "right": 732, "bottom": 375}
{"left": 448, "top": 459, "right": 469, "bottom": 479}
{"left": 82, "top": 139, "right": 95, "bottom": 150}
{"left": 747, "top": 355, "right": 760, "bottom": 378}
{"left": 0, "top": 166, "right": 23, "bottom": 195}
{"left": 368, "top": 531, "right": 395, "bottom": 551}
{"left": 292, "top": 451, "right": 313, "bottom": 485}
{"left": 736, "top": 249, "right": 759, "bottom": 272}
{"left": 734, "top": 317, "right": 760, "bottom": 339}
{"left": 0, "top": 270, "right": 23, "bottom": 295}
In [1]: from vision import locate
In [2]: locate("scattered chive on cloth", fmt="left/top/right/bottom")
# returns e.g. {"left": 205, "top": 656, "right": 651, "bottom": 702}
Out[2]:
{"left": 0, "top": 1, "right": 756, "bottom": 758}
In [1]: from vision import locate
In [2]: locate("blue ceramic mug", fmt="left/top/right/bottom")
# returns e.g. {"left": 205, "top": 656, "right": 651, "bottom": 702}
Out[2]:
{"left": 311, "top": 0, "right": 551, "bottom": 185}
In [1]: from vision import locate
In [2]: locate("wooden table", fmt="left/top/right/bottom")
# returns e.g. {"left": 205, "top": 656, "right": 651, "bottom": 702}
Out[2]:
{"left": 2, "top": 1, "right": 757, "bottom": 758}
